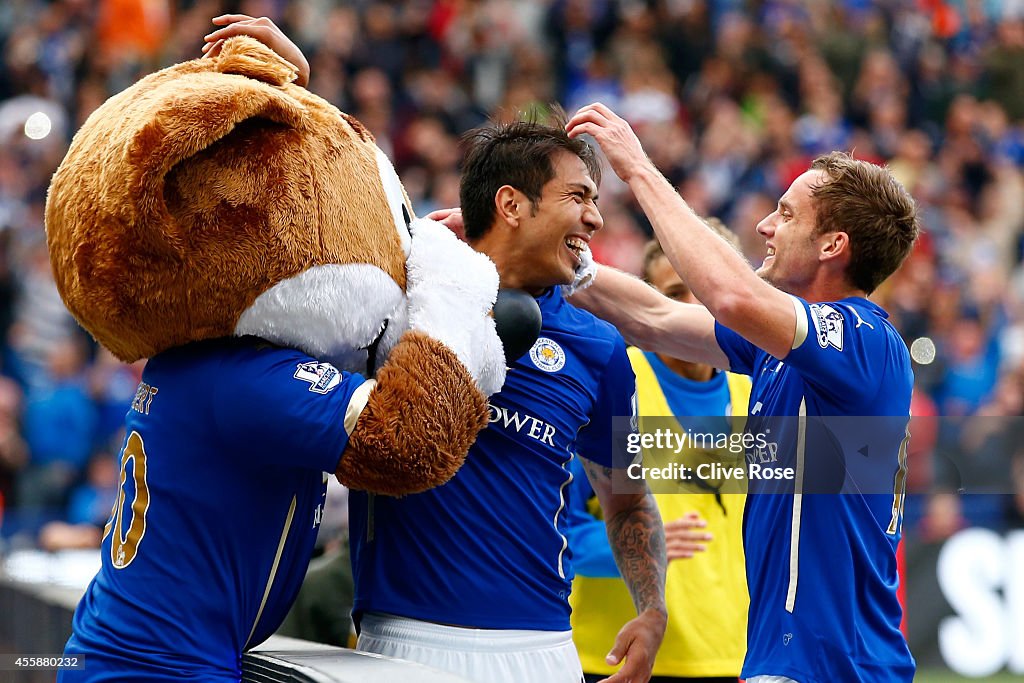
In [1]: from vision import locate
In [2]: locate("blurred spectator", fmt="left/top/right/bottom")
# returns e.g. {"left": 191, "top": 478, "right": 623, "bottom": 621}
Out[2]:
{"left": 88, "top": 349, "right": 144, "bottom": 451}
{"left": 933, "top": 311, "right": 1001, "bottom": 416}
{"left": 95, "top": 0, "right": 171, "bottom": 62}
{"left": 0, "top": 375, "right": 27, "bottom": 515}
{"left": 67, "top": 445, "right": 119, "bottom": 528}
{"left": 17, "top": 336, "right": 97, "bottom": 514}
{"left": 983, "top": 15, "right": 1024, "bottom": 122}
{"left": 7, "top": 239, "right": 80, "bottom": 390}
{"left": 919, "top": 491, "right": 967, "bottom": 541}
{"left": 37, "top": 444, "right": 119, "bottom": 552}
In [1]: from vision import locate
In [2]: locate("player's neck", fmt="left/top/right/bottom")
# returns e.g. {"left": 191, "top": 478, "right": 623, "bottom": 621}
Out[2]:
{"left": 658, "top": 353, "right": 714, "bottom": 382}
{"left": 469, "top": 231, "right": 546, "bottom": 296}
{"left": 790, "top": 273, "right": 865, "bottom": 304}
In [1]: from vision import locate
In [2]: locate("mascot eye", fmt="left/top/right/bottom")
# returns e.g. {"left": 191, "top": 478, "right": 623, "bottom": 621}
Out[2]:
{"left": 401, "top": 204, "right": 412, "bottom": 230}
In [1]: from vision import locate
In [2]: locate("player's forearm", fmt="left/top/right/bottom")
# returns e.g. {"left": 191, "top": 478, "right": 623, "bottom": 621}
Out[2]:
{"left": 573, "top": 267, "right": 729, "bottom": 368}
{"left": 626, "top": 165, "right": 762, "bottom": 324}
{"left": 581, "top": 458, "right": 668, "bottom": 614}
{"left": 604, "top": 492, "right": 668, "bottom": 616}
{"left": 571, "top": 267, "right": 667, "bottom": 349}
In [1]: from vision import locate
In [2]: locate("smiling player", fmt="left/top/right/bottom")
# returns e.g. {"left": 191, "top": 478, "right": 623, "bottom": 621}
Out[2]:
{"left": 568, "top": 102, "right": 919, "bottom": 683}
{"left": 348, "top": 113, "right": 668, "bottom": 683}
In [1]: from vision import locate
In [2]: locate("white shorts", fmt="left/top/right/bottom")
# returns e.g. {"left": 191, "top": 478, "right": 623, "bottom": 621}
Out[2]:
{"left": 357, "top": 612, "right": 584, "bottom": 683}
{"left": 748, "top": 676, "right": 800, "bottom": 683}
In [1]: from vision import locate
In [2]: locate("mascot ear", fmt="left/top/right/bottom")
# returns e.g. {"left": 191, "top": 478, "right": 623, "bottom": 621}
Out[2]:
{"left": 123, "top": 37, "right": 306, "bottom": 255}
{"left": 213, "top": 35, "right": 298, "bottom": 86}
{"left": 50, "top": 37, "right": 305, "bottom": 259}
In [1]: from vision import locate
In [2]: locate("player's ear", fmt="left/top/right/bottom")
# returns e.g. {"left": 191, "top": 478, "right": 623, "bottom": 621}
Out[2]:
{"left": 820, "top": 231, "right": 849, "bottom": 263}
{"left": 495, "top": 185, "right": 524, "bottom": 228}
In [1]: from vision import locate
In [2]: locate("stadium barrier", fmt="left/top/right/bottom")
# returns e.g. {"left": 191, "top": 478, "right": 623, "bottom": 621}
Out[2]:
{"left": 0, "top": 551, "right": 471, "bottom": 682}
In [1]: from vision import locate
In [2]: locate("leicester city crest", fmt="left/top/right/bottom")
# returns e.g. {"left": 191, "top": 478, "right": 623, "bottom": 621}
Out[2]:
{"left": 529, "top": 337, "right": 566, "bottom": 373}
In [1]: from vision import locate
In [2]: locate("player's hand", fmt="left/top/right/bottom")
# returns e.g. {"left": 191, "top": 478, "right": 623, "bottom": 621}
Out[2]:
{"left": 565, "top": 103, "right": 654, "bottom": 183}
{"left": 425, "top": 207, "right": 465, "bottom": 238}
{"left": 563, "top": 244, "right": 597, "bottom": 297}
{"left": 203, "top": 15, "right": 310, "bottom": 87}
{"left": 665, "top": 511, "right": 712, "bottom": 561}
{"left": 599, "top": 607, "right": 667, "bottom": 683}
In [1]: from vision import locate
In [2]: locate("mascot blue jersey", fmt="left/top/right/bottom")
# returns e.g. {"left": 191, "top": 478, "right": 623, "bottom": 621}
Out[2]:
{"left": 60, "top": 337, "right": 364, "bottom": 682}
{"left": 349, "top": 287, "right": 635, "bottom": 631}
{"left": 714, "top": 296, "right": 915, "bottom": 683}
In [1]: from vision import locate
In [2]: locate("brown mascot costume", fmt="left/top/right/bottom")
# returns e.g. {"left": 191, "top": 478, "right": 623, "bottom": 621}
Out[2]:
{"left": 46, "top": 37, "right": 505, "bottom": 681}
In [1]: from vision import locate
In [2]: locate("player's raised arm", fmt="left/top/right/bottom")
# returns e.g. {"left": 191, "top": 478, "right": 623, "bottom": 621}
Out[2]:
{"left": 570, "top": 265, "right": 729, "bottom": 369}
{"left": 579, "top": 456, "right": 667, "bottom": 683}
{"left": 567, "top": 103, "right": 798, "bottom": 360}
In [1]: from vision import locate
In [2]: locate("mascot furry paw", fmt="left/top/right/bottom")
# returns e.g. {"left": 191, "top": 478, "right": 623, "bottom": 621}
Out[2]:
{"left": 46, "top": 37, "right": 504, "bottom": 679}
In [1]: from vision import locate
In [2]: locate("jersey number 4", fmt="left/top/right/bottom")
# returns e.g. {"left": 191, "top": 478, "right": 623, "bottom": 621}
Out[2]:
{"left": 102, "top": 431, "right": 151, "bottom": 568}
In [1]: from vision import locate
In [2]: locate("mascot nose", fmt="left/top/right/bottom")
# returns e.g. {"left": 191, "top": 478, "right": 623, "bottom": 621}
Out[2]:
{"left": 492, "top": 289, "right": 542, "bottom": 364}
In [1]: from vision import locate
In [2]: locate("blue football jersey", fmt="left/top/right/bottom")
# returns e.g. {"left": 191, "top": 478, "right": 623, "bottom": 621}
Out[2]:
{"left": 348, "top": 287, "right": 636, "bottom": 631}
{"left": 60, "top": 337, "right": 365, "bottom": 682}
{"left": 715, "top": 296, "right": 915, "bottom": 682}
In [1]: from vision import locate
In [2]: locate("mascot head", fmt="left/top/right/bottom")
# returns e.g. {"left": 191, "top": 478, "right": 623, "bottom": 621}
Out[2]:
{"left": 46, "top": 37, "right": 419, "bottom": 375}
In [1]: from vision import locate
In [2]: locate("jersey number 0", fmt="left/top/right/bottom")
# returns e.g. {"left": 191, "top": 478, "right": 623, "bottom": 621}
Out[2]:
{"left": 102, "top": 431, "right": 151, "bottom": 568}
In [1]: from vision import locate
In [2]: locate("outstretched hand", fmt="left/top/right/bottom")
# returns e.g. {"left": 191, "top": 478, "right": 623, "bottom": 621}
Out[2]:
{"left": 565, "top": 103, "right": 654, "bottom": 184}
{"left": 202, "top": 15, "right": 310, "bottom": 88}
{"left": 665, "top": 511, "right": 713, "bottom": 561}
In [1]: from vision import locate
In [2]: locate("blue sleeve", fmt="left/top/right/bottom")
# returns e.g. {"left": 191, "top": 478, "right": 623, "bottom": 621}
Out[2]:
{"left": 212, "top": 346, "right": 367, "bottom": 473}
{"left": 714, "top": 321, "right": 759, "bottom": 376}
{"left": 784, "top": 298, "right": 893, "bottom": 402}
{"left": 565, "top": 457, "right": 621, "bottom": 578}
{"left": 576, "top": 334, "right": 636, "bottom": 469}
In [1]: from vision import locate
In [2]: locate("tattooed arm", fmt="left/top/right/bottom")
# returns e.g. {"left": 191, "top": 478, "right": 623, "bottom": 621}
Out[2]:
{"left": 580, "top": 456, "right": 667, "bottom": 683}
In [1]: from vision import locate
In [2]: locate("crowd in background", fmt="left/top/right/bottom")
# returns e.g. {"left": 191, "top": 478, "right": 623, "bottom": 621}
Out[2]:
{"left": 1, "top": 0, "right": 1023, "bottom": 548}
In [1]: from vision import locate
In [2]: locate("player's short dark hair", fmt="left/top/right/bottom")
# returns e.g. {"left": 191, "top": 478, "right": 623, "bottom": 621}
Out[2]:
{"left": 809, "top": 152, "right": 919, "bottom": 294}
{"left": 459, "top": 107, "right": 602, "bottom": 240}
{"left": 641, "top": 217, "right": 740, "bottom": 283}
